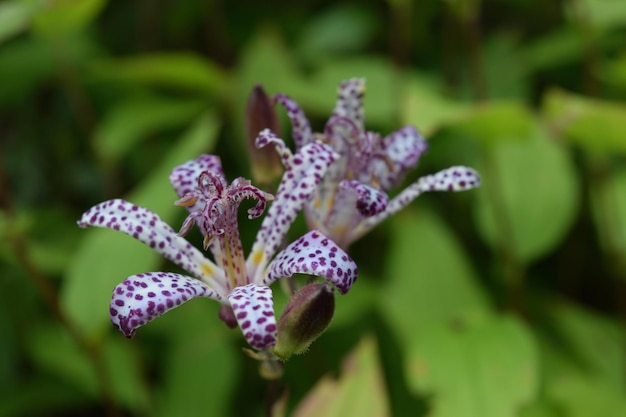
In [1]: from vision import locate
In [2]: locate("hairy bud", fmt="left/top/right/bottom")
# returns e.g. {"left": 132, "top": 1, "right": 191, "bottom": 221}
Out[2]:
{"left": 273, "top": 283, "right": 335, "bottom": 360}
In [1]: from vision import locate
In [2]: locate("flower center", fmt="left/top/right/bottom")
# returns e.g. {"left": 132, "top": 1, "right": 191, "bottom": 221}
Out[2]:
{"left": 176, "top": 171, "right": 273, "bottom": 289}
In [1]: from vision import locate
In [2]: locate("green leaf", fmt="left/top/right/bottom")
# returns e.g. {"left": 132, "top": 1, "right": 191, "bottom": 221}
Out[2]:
{"left": 542, "top": 301, "right": 626, "bottom": 389}
{"left": 548, "top": 376, "right": 626, "bottom": 416}
{"left": 0, "top": 379, "right": 90, "bottom": 417}
{"left": 105, "top": 338, "right": 152, "bottom": 413}
{"left": 408, "top": 315, "right": 538, "bottom": 417}
{"left": 381, "top": 208, "right": 490, "bottom": 344}
{"left": 236, "top": 27, "right": 302, "bottom": 97}
{"left": 153, "top": 301, "right": 237, "bottom": 417}
{"left": 0, "top": 38, "right": 54, "bottom": 105}
{"left": 602, "top": 53, "right": 626, "bottom": 91}
{"left": 32, "top": 0, "right": 106, "bottom": 36}
{"left": 522, "top": 28, "right": 586, "bottom": 71}
{"left": 95, "top": 95, "right": 207, "bottom": 160}
{"left": 295, "top": 4, "right": 375, "bottom": 62}
{"left": 292, "top": 335, "right": 390, "bottom": 417}
{"left": 26, "top": 207, "right": 82, "bottom": 275}
{"left": 519, "top": 401, "right": 561, "bottom": 417}
{"left": 331, "top": 276, "right": 378, "bottom": 328}
{"left": 523, "top": 27, "right": 623, "bottom": 71}
{"left": 566, "top": 0, "right": 626, "bottom": 29}
{"left": 473, "top": 126, "right": 580, "bottom": 263}
{"left": 542, "top": 88, "right": 626, "bottom": 155}
{"left": 590, "top": 167, "right": 626, "bottom": 281}
{"left": 26, "top": 322, "right": 151, "bottom": 414}
{"left": 482, "top": 33, "right": 530, "bottom": 99}
{"left": 62, "top": 112, "right": 220, "bottom": 341}
{"left": 89, "top": 53, "right": 227, "bottom": 95}
{"left": 447, "top": 101, "right": 534, "bottom": 145}
{"left": 234, "top": 26, "right": 303, "bottom": 134}
{"left": 401, "top": 72, "right": 469, "bottom": 136}
{"left": 0, "top": 0, "right": 42, "bottom": 44}
{"left": 535, "top": 301, "right": 626, "bottom": 416}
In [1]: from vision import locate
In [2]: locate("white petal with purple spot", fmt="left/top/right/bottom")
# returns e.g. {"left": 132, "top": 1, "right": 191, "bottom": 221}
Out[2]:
{"left": 340, "top": 180, "right": 388, "bottom": 217}
{"left": 110, "top": 272, "right": 222, "bottom": 338}
{"left": 263, "top": 230, "right": 358, "bottom": 295}
{"left": 77, "top": 199, "right": 224, "bottom": 290}
{"left": 352, "top": 166, "right": 481, "bottom": 242}
{"left": 372, "top": 126, "right": 428, "bottom": 189}
{"left": 170, "top": 155, "right": 224, "bottom": 199}
{"left": 248, "top": 142, "right": 338, "bottom": 280}
{"left": 414, "top": 166, "right": 481, "bottom": 193}
{"left": 255, "top": 129, "right": 293, "bottom": 167}
{"left": 170, "top": 155, "right": 225, "bottom": 214}
{"left": 332, "top": 78, "right": 365, "bottom": 131}
{"left": 273, "top": 94, "right": 314, "bottom": 148}
{"left": 228, "top": 284, "right": 277, "bottom": 350}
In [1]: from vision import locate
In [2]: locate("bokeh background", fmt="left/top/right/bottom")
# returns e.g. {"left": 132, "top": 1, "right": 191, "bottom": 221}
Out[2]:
{"left": 1, "top": 0, "right": 626, "bottom": 416}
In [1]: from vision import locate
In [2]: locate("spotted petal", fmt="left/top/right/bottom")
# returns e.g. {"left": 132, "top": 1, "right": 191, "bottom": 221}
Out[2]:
{"left": 110, "top": 272, "right": 222, "bottom": 338}
{"left": 228, "top": 284, "right": 277, "bottom": 350}
{"left": 169, "top": 154, "right": 225, "bottom": 212}
{"left": 273, "top": 93, "right": 314, "bottom": 148}
{"left": 340, "top": 180, "right": 388, "bottom": 217}
{"left": 263, "top": 230, "right": 358, "bottom": 295}
{"left": 372, "top": 126, "right": 428, "bottom": 189}
{"left": 417, "top": 166, "right": 481, "bottom": 192}
{"left": 331, "top": 78, "right": 366, "bottom": 131}
{"left": 352, "top": 166, "right": 481, "bottom": 242}
{"left": 77, "top": 199, "right": 226, "bottom": 292}
{"left": 248, "top": 141, "right": 338, "bottom": 281}
{"left": 255, "top": 128, "right": 293, "bottom": 167}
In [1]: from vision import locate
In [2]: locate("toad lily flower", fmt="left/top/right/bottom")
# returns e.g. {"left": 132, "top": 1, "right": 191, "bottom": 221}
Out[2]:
{"left": 273, "top": 78, "right": 481, "bottom": 248}
{"left": 77, "top": 142, "right": 357, "bottom": 351}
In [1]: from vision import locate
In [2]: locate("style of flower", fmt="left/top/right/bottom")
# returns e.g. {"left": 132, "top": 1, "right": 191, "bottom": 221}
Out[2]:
{"left": 271, "top": 78, "right": 481, "bottom": 248}
{"left": 77, "top": 141, "right": 358, "bottom": 351}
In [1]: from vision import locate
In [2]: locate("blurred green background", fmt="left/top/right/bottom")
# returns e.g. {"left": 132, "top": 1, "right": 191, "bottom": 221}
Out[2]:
{"left": 1, "top": 0, "right": 626, "bottom": 416}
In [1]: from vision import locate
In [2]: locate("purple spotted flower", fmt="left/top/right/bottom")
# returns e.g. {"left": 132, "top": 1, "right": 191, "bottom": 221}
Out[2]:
{"left": 272, "top": 78, "right": 481, "bottom": 248}
{"left": 77, "top": 141, "right": 358, "bottom": 351}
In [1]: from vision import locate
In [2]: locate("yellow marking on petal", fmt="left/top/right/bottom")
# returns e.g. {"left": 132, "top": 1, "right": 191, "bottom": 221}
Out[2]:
{"left": 251, "top": 250, "right": 265, "bottom": 266}
{"left": 327, "top": 192, "right": 335, "bottom": 210}
{"left": 201, "top": 263, "right": 214, "bottom": 277}
{"left": 332, "top": 225, "right": 348, "bottom": 237}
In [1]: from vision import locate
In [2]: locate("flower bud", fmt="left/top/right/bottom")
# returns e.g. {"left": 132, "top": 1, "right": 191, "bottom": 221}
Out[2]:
{"left": 245, "top": 84, "right": 282, "bottom": 187}
{"left": 273, "top": 283, "right": 335, "bottom": 360}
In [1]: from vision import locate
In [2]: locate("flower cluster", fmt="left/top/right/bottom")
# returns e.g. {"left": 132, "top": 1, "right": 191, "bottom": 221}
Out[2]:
{"left": 78, "top": 142, "right": 357, "bottom": 351}
{"left": 273, "top": 78, "right": 480, "bottom": 248}
{"left": 78, "top": 78, "right": 480, "bottom": 358}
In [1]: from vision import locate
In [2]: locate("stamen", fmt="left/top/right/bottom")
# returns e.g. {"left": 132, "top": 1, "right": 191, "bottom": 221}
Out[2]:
{"left": 175, "top": 195, "right": 199, "bottom": 207}
{"left": 370, "top": 174, "right": 381, "bottom": 190}
{"left": 203, "top": 234, "right": 214, "bottom": 251}
{"left": 379, "top": 154, "right": 396, "bottom": 173}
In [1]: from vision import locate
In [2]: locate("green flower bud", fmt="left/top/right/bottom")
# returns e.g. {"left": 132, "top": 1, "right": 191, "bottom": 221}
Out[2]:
{"left": 273, "top": 283, "right": 335, "bottom": 360}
